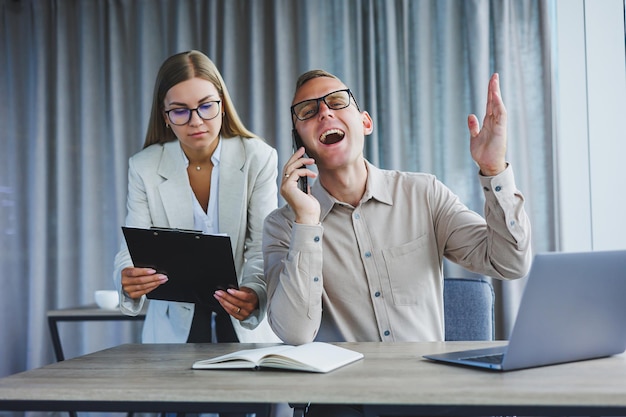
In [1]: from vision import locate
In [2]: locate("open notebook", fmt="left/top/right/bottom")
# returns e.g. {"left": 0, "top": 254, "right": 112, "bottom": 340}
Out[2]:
{"left": 424, "top": 249, "right": 626, "bottom": 371}
{"left": 192, "top": 342, "right": 364, "bottom": 373}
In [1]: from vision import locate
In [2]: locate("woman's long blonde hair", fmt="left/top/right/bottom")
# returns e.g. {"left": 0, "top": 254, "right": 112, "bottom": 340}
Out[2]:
{"left": 143, "top": 50, "right": 255, "bottom": 148}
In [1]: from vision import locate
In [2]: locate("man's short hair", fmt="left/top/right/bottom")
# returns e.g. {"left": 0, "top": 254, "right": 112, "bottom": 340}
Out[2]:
{"left": 294, "top": 70, "right": 342, "bottom": 93}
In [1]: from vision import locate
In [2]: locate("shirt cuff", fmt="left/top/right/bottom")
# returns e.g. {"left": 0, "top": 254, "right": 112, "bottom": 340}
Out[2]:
{"left": 290, "top": 223, "right": 324, "bottom": 253}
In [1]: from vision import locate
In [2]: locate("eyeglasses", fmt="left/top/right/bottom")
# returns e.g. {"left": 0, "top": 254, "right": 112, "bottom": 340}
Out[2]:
{"left": 291, "top": 89, "right": 359, "bottom": 121}
{"left": 164, "top": 101, "right": 222, "bottom": 126}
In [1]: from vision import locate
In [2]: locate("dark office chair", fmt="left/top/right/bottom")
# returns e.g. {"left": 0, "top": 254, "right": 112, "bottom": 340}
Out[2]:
{"left": 444, "top": 277, "right": 495, "bottom": 341}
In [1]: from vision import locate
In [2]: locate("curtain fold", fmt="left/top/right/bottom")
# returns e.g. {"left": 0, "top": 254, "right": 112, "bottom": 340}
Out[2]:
{"left": 0, "top": 0, "right": 554, "bottom": 384}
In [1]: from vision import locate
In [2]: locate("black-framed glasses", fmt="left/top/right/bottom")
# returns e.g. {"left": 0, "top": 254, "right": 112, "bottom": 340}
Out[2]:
{"left": 164, "top": 101, "right": 222, "bottom": 126}
{"left": 291, "top": 89, "right": 360, "bottom": 121}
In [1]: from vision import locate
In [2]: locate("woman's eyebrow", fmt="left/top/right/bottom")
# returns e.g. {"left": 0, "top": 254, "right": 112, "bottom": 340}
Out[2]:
{"left": 167, "top": 95, "right": 217, "bottom": 107}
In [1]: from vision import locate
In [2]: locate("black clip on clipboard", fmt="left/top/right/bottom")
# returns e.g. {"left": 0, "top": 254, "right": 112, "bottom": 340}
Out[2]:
{"left": 121, "top": 226, "right": 238, "bottom": 307}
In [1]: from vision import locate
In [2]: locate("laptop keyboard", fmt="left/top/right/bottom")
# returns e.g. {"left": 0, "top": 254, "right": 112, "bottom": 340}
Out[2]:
{"left": 462, "top": 353, "right": 504, "bottom": 364}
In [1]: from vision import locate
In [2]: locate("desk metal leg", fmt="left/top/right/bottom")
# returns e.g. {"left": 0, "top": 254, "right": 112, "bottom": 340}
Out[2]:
{"left": 47, "top": 316, "right": 65, "bottom": 361}
{"left": 48, "top": 316, "right": 75, "bottom": 417}
{"left": 290, "top": 403, "right": 308, "bottom": 417}
{"left": 46, "top": 307, "right": 149, "bottom": 417}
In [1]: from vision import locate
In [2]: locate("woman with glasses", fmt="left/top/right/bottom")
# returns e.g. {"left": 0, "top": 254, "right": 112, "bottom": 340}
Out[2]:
{"left": 113, "top": 50, "right": 281, "bottom": 346}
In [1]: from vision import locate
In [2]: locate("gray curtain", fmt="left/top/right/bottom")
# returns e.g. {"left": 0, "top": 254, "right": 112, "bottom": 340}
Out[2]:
{"left": 0, "top": 0, "right": 554, "bottom": 382}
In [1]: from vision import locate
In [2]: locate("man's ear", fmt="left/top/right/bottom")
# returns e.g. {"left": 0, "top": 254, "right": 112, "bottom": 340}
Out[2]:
{"left": 362, "top": 111, "right": 374, "bottom": 135}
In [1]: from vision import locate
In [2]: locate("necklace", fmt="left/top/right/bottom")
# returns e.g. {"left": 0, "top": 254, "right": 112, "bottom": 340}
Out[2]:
{"left": 192, "top": 160, "right": 212, "bottom": 171}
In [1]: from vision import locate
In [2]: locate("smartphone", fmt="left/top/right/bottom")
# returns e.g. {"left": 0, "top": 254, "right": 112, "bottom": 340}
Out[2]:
{"left": 292, "top": 129, "right": 308, "bottom": 193}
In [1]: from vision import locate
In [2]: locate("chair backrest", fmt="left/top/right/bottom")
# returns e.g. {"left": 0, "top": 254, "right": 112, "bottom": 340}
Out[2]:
{"left": 444, "top": 277, "right": 495, "bottom": 341}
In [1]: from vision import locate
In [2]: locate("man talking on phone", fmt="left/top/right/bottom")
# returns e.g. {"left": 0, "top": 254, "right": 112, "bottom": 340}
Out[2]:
{"left": 262, "top": 70, "right": 532, "bottom": 416}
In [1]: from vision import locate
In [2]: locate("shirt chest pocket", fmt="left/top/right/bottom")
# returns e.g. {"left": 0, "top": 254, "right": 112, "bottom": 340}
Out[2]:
{"left": 382, "top": 234, "right": 435, "bottom": 305}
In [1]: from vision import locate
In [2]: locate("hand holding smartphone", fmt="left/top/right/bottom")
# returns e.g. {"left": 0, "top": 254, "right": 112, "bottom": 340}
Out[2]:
{"left": 292, "top": 129, "right": 308, "bottom": 193}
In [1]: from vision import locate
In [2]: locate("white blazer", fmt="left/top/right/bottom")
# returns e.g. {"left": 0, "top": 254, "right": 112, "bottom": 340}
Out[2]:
{"left": 113, "top": 138, "right": 282, "bottom": 343}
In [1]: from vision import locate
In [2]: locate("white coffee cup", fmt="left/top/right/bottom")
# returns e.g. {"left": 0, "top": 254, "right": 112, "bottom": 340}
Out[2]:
{"left": 94, "top": 290, "right": 119, "bottom": 310}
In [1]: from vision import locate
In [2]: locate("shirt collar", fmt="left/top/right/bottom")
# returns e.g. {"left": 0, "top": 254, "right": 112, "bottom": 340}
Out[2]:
{"left": 179, "top": 138, "right": 222, "bottom": 168}
{"left": 312, "top": 160, "right": 394, "bottom": 222}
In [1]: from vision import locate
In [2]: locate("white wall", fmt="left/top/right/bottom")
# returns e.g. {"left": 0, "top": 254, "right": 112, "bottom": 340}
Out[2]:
{"left": 554, "top": 0, "right": 626, "bottom": 252}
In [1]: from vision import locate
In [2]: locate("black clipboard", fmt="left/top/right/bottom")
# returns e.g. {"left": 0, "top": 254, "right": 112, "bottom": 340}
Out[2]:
{"left": 121, "top": 226, "right": 238, "bottom": 307}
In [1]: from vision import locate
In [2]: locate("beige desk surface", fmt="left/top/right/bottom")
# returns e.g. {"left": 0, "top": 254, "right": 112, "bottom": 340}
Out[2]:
{"left": 1, "top": 341, "right": 626, "bottom": 416}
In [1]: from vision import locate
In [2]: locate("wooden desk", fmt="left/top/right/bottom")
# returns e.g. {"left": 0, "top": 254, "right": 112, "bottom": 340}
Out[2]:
{"left": 47, "top": 304, "right": 146, "bottom": 361}
{"left": 1, "top": 342, "right": 626, "bottom": 417}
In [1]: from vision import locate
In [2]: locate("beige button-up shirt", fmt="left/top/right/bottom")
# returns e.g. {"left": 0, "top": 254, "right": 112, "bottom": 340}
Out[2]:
{"left": 263, "top": 161, "right": 531, "bottom": 345}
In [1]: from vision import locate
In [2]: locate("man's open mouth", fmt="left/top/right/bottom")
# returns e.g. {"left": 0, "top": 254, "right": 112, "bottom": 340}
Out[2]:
{"left": 319, "top": 129, "right": 345, "bottom": 145}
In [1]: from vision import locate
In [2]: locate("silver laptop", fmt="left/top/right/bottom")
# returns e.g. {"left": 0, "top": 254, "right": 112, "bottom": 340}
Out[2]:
{"left": 424, "top": 249, "right": 626, "bottom": 371}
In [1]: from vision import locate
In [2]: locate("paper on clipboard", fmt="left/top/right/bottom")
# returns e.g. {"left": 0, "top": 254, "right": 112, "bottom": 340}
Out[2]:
{"left": 121, "top": 226, "right": 238, "bottom": 307}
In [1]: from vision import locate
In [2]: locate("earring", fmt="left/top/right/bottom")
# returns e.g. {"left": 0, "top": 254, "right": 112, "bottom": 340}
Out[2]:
{"left": 166, "top": 124, "right": 170, "bottom": 129}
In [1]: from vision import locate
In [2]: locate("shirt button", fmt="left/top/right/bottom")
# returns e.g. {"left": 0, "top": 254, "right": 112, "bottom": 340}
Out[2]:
{"left": 495, "top": 185, "right": 502, "bottom": 192}
{"left": 510, "top": 220, "right": 516, "bottom": 226}
{"left": 314, "top": 236, "right": 320, "bottom": 242}
{"left": 313, "top": 277, "right": 319, "bottom": 282}
{"left": 374, "top": 291, "right": 381, "bottom": 297}
{"left": 354, "top": 213, "right": 360, "bottom": 220}
{"left": 384, "top": 330, "right": 390, "bottom": 336}
{"left": 365, "top": 251, "right": 372, "bottom": 258}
